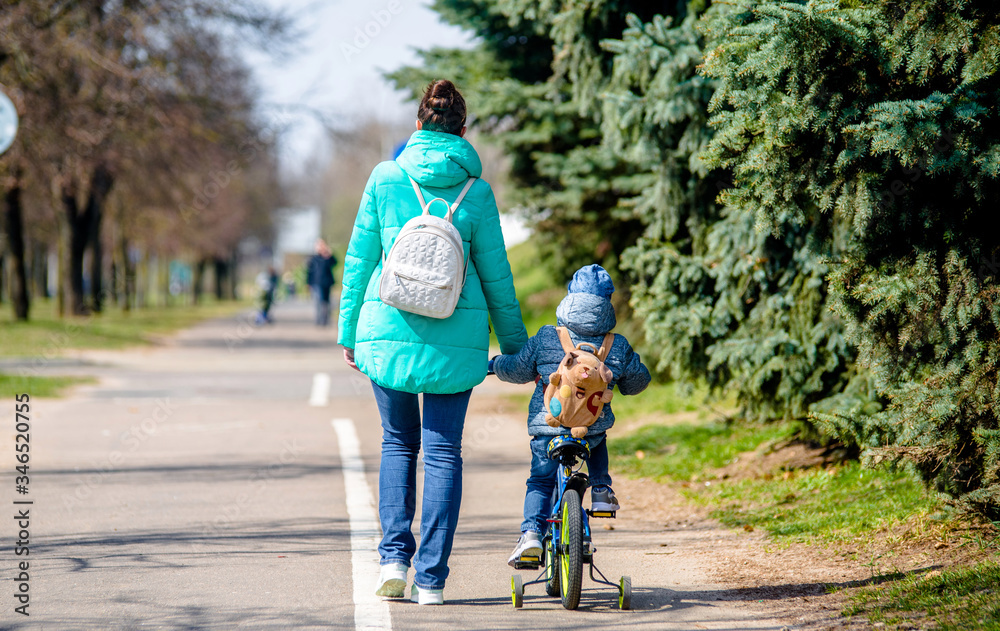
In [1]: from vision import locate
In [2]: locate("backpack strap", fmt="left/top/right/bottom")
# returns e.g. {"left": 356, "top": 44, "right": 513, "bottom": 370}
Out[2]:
{"left": 409, "top": 177, "right": 477, "bottom": 223}
{"left": 557, "top": 327, "right": 615, "bottom": 361}
{"left": 556, "top": 327, "right": 575, "bottom": 354}
{"left": 596, "top": 333, "right": 615, "bottom": 362}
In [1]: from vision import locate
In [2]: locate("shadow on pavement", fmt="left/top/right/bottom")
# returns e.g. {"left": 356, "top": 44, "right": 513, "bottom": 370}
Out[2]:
{"left": 38, "top": 458, "right": 355, "bottom": 484}
{"left": 37, "top": 517, "right": 349, "bottom": 558}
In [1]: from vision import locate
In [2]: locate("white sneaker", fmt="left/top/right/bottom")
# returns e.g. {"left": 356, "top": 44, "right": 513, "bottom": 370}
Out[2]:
{"left": 376, "top": 563, "right": 408, "bottom": 598}
{"left": 507, "top": 532, "right": 543, "bottom": 568}
{"left": 410, "top": 584, "right": 444, "bottom": 605}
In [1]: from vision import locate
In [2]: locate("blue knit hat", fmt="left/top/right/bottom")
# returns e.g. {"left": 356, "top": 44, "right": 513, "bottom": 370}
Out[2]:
{"left": 567, "top": 264, "right": 615, "bottom": 299}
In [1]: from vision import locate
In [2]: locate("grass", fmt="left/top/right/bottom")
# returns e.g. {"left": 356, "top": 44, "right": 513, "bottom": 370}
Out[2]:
{"left": 0, "top": 374, "right": 96, "bottom": 398}
{"left": 1, "top": 297, "right": 248, "bottom": 398}
{"left": 507, "top": 240, "right": 563, "bottom": 336}
{"left": 0, "top": 298, "right": 251, "bottom": 357}
{"left": 609, "top": 420, "right": 798, "bottom": 482}
{"left": 846, "top": 561, "right": 1000, "bottom": 630}
{"left": 494, "top": 238, "right": 562, "bottom": 345}
{"left": 705, "top": 461, "right": 934, "bottom": 542}
{"left": 609, "top": 419, "right": 936, "bottom": 542}
{"left": 611, "top": 380, "right": 714, "bottom": 420}
{"left": 607, "top": 417, "right": 1000, "bottom": 628}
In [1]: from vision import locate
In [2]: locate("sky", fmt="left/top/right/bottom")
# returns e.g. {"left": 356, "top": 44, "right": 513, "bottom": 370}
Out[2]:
{"left": 245, "top": 0, "right": 475, "bottom": 172}
{"left": 242, "top": 0, "right": 532, "bottom": 246}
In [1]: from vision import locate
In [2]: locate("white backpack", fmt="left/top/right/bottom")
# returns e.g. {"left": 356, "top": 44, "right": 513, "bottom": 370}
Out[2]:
{"left": 378, "top": 176, "right": 477, "bottom": 319}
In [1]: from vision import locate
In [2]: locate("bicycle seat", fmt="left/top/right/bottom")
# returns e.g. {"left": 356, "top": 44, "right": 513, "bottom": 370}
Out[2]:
{"left": 547, "top": 435, "right": 590, "bottom": 464}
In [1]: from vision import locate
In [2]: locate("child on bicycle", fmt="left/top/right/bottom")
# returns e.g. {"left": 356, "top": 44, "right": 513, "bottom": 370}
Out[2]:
{"left": 491, "top": 264, "right": 651, "bottom": 567}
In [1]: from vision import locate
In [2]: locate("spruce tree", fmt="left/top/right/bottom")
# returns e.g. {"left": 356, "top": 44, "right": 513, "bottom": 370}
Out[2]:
{"left": 388, "top": 0, "right": 664, "bottom": 280}
{"left": 699, "top": 0, "right": 1000, "bottom": 517}
{"left": 599, "top": 6, "right": 865, "bottom": 426}
{"left": 395, "top": 2, "right": 1000, "bottom": 519}
{"left": 397, "top": 1, "right": 869, "bottom": 426}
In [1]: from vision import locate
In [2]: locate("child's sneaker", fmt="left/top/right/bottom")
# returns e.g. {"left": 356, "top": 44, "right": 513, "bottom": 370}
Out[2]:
{"left": 507, "top": 531, "right": 543, "bottom": 568}
{"left": 375, "top": 562, "right": 408, "bottom": 598}
{"left": 591, "top": 485, "right": 621, "bottom": 512}
{"left": 410, "top": 584, "right": 444, "bottom": 605}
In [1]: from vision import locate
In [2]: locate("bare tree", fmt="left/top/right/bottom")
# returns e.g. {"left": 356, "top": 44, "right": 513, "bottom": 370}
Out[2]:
{"left": 0, "top": 0, "right": 289, "bottom": 317}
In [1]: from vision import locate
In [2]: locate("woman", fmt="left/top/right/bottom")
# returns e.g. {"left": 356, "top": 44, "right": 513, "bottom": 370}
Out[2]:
{"left": 337, "top": 79, "right": 527, "bottom": 605}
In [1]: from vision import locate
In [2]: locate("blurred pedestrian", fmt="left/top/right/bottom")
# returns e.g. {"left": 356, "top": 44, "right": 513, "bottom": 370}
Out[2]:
{"left": 338, "top": 79, "right": 527, "bottom": 604}
{"left": 307, "top": 238, "right": 337, "bottom": 326}
{"left": 282, "top": 270, "right": 297, "bottom": 298}
{"left": 255, "top": 265, "right": 278, "bottom": 324}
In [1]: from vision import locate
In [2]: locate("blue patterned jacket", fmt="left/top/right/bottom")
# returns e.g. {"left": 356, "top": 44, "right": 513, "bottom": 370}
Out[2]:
{"left": 493, "top": 291, "right": 651, "bottom": 440}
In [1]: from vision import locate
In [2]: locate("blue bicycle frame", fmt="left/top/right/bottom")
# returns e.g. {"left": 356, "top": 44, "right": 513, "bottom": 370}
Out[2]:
{"left": 546, "top": 436, "right": 594, "bottom": 563}
{"left": 510, "top": 435, "right": 627, "bottom": 610}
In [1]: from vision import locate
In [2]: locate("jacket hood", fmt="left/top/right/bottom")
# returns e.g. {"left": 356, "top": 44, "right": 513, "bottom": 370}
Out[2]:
{"left": 395, "top": 130, "right": 483, "bottom": 188}
{"left": 556, "top": 293, "right": 617, "bottom": 336}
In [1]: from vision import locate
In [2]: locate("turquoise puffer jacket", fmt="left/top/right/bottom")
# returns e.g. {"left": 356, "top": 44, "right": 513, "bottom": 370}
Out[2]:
{"left": 338, "top": 130, "right": 528, "bottom": 394}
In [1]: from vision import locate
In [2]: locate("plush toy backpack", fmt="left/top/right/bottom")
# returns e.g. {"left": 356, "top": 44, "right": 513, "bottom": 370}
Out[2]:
{"left": 544, "top": 327, "right": 615, "bottom": 438}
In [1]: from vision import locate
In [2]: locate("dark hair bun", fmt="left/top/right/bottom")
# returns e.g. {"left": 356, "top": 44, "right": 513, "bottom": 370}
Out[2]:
{"left": 418, "top": 79, "right": 467, "bottom": 135}
{"left": 427, "top": 81, "right": 455, "bottom": 111}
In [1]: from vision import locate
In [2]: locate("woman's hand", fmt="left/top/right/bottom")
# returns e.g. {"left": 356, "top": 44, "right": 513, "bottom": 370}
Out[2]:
{"left": 344, "top": 348, "right": 360, "bottom": 372}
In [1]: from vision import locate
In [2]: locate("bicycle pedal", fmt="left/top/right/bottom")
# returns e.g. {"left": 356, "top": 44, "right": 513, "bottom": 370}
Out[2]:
{"left": 587, "top": 510, "right": 616, "bottom": 519}
{"left": 513, "top": 557, "right": 541, "bottom": 570}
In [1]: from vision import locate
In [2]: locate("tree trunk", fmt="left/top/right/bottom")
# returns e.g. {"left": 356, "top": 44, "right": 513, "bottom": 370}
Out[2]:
{"left": 158, "top": 255, "right": 170, "bottom": 307}
{"left": 192, "top": 258, "right": 206, "bottom": 304}
{"left": 3, "top": 180, "right": 30, "bottom": 321}
{"left": 62, "top": 189, "right": 89, "bottom": 315}
{"left": 112, "top": 200, "right": 132, "bottom": 311}
{"left": 61, "top": 164, "right": 114, "bottom": 316}
{"left": 90, "top": 198, "right": 104, "bottom": 313}
{"left": 56, "top": 219, "right": 66, "bottom": 317}
{"left": 120, "top": 235, "right": 134, "bottom": 312}
{"left": 136, "top": 249, "right": 148, "bottom": 310}
{"left": 213, "top": 258, "right": 226, "bottom": 300}
{"left": 228, "top": 250, "right": 239, "bottom": 300}
{"left": 31, "top": 244, "right": 48, "bottom": 300}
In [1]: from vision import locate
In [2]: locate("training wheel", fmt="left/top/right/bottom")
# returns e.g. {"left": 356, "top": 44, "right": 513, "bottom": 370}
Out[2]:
{"left": 512, "top": 574, "right": 524, "bottom": 608}
{"left": 619, "top": 575, "right": 631, "bottom": 610}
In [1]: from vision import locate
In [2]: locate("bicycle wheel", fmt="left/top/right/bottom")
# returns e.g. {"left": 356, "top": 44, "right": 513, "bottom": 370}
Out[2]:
{"left": 544, "top": 537, "right": 560, "bottom": 597}
{"left": 619, "top": 575, "right": 631, "bottom": 610}
{"left": 511, "top": 574, "right": 523, "bottom": 609}
{"left": 558, "top": 489, "right": 583, "bottom": 610}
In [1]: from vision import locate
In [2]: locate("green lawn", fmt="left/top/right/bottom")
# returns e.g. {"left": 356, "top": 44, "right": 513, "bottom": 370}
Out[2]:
{"left": 0, "top": 374, "right": 96, "bottom": 398}
{"left": 609, "top": 419, "right": 937, "bottom": 543}
{"left": 0, "top": 298, "right": 250, "bottom": 357}
{"left": 1, "top": 298, "right": 249, "bottom": 398}
{"left": 606, "top": 416, "right": 1000, "bottom": 628}
{"left": 493, "top": 238, "right": 562, "bottom": 346}
{"left": 846, "top": 562, "right": 1000, "bottom": 630}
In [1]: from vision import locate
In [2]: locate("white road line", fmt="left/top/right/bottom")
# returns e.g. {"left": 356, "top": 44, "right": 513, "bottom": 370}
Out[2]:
{"left": 333, "top": 418, "right": 392, "bottom": 631}
{"left": 309, "top": 372, "right": 331, "bottom": 407}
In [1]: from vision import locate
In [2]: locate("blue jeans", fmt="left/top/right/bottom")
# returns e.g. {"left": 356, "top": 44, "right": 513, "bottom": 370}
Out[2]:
{"left": 371, "top": 382, "right": 472, "bottom": 590}
{"left": 521, "top": 434, "right": 611, "bottom": 535}
{"left": 314, "top": 286, "right": 331, "bottom": 326}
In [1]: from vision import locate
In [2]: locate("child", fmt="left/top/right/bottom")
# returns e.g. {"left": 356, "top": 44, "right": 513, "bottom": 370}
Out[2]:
{"left": 491, "top": 264, "right": 651, "bottom": 567}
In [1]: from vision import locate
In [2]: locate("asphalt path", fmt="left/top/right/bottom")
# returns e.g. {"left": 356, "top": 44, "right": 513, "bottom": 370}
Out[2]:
{"left": 0, "top": 299, "right": 791, "bottom": 630}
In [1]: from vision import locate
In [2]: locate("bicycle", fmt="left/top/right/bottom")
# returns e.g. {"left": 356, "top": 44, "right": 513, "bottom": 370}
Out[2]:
{"left": 510, "top": 435, "right": 631, "bottom": 610}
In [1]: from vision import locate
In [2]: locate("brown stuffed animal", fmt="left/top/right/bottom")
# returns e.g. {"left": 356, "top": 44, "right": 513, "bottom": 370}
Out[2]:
{"left": 543, "top": 329, "right": 615, "bottom": 438}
